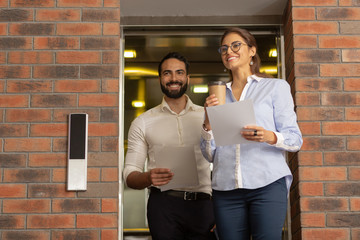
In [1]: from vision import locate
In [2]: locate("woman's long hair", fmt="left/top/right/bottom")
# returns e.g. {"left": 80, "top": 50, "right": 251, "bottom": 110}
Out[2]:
{"left": 220, "top": 27, "right": 273, "bottom": 80}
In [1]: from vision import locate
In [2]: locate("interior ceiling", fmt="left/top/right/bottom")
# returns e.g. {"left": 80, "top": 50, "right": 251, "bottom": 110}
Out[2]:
{"left": 120, "top": 0, "right": 288, "bottom": 17}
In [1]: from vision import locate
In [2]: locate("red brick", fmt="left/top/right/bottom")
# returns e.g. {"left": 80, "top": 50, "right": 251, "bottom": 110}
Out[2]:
{"left": 9, "top": 23, "right": 55, "bottom": 36}
{"left": 54, "top": 79, "right": 100, "bottom": 93}
{"left": 350, "top": 198, "right": 360, "bottom": 210}
{"left": 0, "top": 95, "right": 28, "bottom": 107}
{"left": 8, "top": 51, "right": 53, "bottom": 64}
{"left": 298, "top": 151, "right": 323, "bottom": 166}
{"left": 0, "top": 154, "right": 26, "bottom": 167}
{"left": 294, "top": 35, "right": 317, "bottom": 48}
{"left": 29, "top": 153, "right": 67, "bottom": 167}
{"left": 301, "top": 197, "right": 349, "bottom": 211}
{"left": 321, "top": 63, "right": 360, "bottom": 77}
{"left": 0, "top": 51, "right": 6, "bottom": 63}
{"left": 2, "top": 231, "right": 50, "bottom": 240}
{"left": 104, "top": 0, "right": 120, "bottom": 7}
{"left": 321, "top": 93, "right": 360, "bottom": 106}
{"left": 101, "top": 198, "right": 117, "bottom": 212}
{"left": 0, "top": 0, "right": 8, "bottom": 7}
{"left": 79, "top": 94, "right": 118, "bottom": 107}
{"left": 30, "top": 123, "right": 67, "bottom": 137}
{"left": 295, "top": 64, "right": 319, "bottom": 77}
{"left": 299, "top": 182, "right": 324, "bottom": 196}
{"left": 34, "top": 37, "right": 79, "bottom": 49}
{"left": 0, "top": 66, "right": 31, "bottom": 78}
{"left": 31, "top": 95, "right": 77, "bottom": 108}
{"left": 299, "top": 166, "right": 347, "bottom": 181}
{"left": 57, "top": 23, "right": 101, "bottom": 35}
{"left": 76, "top": 214, "right": 117, "bottom": 228}
{"left": 56, "top": 51, "right": 101, "bottom": 64}
{"left": 80, "top": 37, "right": 119, "bottom": 50}
{"left": 4, "top": 168, "right": 50, "bottom": 183}
{"left": 0, "top": 215, "right": 25, "bottom": 229}
{"left": 0, "top": 37, "right": 32, "bottom": 49}
{"left": 344, "top": 78, "right": 360, "bottom": 91}
{"left": 353, "top": 229, "right": 360, "bottom": 240}
{"left": 298, "top": 78, "right": 342, "bottom": 91}
{"left": 3, "top": 199, "right": 50, "bottom": 213}
{"left": 82, "top": 9, "right": 120, "bottom": 21}
{"left": 302, "top": 229, "right": 349, "bottom": 240}
{"left": 340, "top": 22, "right": 360, "bottom": 34}
{"left": 4, "top": 138, "right": 51, "bottom": 152}
{"left": 36, "top": 9, "right": 81, "bottom": 21}
{"left": 323, "top": 122, "right": 360, "bottom": 135}
{"left": 349, "top": 167, "right": 360, "bottom": 181}
{"left": 52, "top": 199, "right": 100, "bottom": 213}
{"left": 52, "top": 168, "right": 66, "bottom": 182}
{"left": 0, "top": 124, "right": 27, "bottom": 137}
{"left": 102, "top": 79, "right": 119, "bottom": 92}
{"left": 302, "top": 137, "right": 345, "bottom": 151}
{"left": 103, "top": 22, "right": 120, "bottom": 35}
{"left": 102, "top": 137, "right": 118, "bottom": 151}
{"left": 293, "top": 0, "right": 337, "bottom": 6}
{"left": 28, "top": 214, "right": 75, "bottom": 229}
{"left": 0, "top": 23, "right": 7, "bottom": 35}
{"left": 292, "top": 8, "right": 315, "bottom": 20}
{"left": 101, "top": 168, "right": 118, "bottom": 182}
{"left": 348, "top": 137, "right": 360, "bottom": 150}
{"left": 295, "top": 92, "right": 320, "bottom": 106}
{"left": 324, "top": 152, "right": 360, "bottom": 165}
{"left": 327, "top": 213, "right": 360, "bottom": 227}
{"left": 295, "top": 49, "right": 340, "bottom": 62}
{"left": 342, "top": 49, "right": 360, "bottom": 62}
{"left": 80, "top": 65, "right": 119, "bottom": 78}
{"left": 6, "top": 109, "right": 51, "bottom": 122}
{"left": 6, "top": 80, "right": 52, "bottom": 93}
{"left": 297, "top": 107, "right": 343, "bottom": 121}
{"left": 293, "top": 22, "right": 338, "bottom": 34}
{"left": 88, "top": 123, "right": 118, "bottom": 136}
{"left": 28, "top": 184, "right": 75, "bottom": 198}
{"left": 318, "top": 7, "right": 360, "bottom": 20}
{"left": 326, "top": 182, "right": 360, "bottom": 196}
{"left": 301, "top": 213, "right": 325, "bottom": 227}
{"left": 339, "top": 0, "right": 352, "bottom": 6}
{"left": 88, "top": 168, "right": 101, "bottom": 182}
{"left": 319, "top": 36, "right": 360, "bottom": 48}
{"left": 51, "top": 230, "right": 99, "bottom": 240}
{"left": 11, "top": 0, "right": 55, "bottom": 7}
{"left": 103, "top": 52, "right": 119, "bottom": 64}
{"left": 101, "top": 229, "right": 117, "bottom": 240}
{"left": 57, "top": 0, "right": 102, "bottom": 7}
{"left": 298, "top": 122, "right": 321, "bottom": 135}
{"left": 0, "top": 184, "right": 26, "bottom": 198}
{"left": 33, "top": 65, "right": 79, "bottom": 79}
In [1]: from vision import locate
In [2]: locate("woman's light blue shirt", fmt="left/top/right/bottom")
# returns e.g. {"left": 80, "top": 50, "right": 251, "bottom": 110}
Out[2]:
{"left": 200, "top": 75, "right": 303, "bottom": 192}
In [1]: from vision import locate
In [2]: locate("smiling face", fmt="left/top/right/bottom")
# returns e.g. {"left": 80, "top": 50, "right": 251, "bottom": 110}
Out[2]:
{"left": 159, "top": 58, "right": 189, "bottom": 99}
{"left": 220, "top": 32, "right": 256, "bottom": 72}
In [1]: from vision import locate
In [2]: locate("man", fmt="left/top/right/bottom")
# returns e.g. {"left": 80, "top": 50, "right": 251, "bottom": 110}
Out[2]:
{"left": 123, "top": 52, "right": 215, "bottom": 239}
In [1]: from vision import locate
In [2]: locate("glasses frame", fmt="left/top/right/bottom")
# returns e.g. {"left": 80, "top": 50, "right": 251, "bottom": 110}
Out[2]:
{"left": 218, "top": 41, "right": 247, "bottom": 55}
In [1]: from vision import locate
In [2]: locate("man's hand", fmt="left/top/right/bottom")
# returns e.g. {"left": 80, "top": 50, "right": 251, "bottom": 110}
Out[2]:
{"left": 148, "top": 168, "right": 174, "bottom": 186}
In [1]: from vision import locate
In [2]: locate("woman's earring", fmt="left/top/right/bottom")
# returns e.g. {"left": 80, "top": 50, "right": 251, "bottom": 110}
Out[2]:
{"left": 224, "top": 68, "right": 227, "bottom": 72}
{"left": 250, "top": 61, "right": 254, "bottom": 66}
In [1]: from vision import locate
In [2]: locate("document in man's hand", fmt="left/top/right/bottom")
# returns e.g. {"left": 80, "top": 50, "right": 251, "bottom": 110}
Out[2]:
{"left": 155, "top": 146, "right": 199, "bottom": 191}
{"left": 206, "top": 99, "right": 256, "bottom": 146}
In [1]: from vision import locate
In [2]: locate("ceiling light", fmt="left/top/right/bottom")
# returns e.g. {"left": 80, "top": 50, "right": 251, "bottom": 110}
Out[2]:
{"left": 192, "top": 85, "right": 208, "bottom": 93}
{"left": 124, "top": 50, "right": 137, "bottom": 58}
{"left": 124, "top": 67, "right": 158, "bottom": 76}
{"left": 269, "top": 49, "right": 277, "bottom": 57}
{"left": 132, "top": 100, "right": 145, "bottom": 108}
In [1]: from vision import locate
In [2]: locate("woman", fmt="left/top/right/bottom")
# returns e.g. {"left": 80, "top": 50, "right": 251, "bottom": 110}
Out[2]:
{"left": 201, "top": 28, "right": 303, "bottom": 240}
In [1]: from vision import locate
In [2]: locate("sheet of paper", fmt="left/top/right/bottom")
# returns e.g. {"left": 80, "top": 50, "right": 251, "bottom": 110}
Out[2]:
{"left": 206, "top": 99, "right": 256, "bottom": 146}
{"left": 155, "top": 146, "right": 199, "bottom": 191}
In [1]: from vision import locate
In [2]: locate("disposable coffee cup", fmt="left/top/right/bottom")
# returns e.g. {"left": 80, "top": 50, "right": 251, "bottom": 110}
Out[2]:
{"left": 208, "top": 81, "right": 226, "bottom": 105}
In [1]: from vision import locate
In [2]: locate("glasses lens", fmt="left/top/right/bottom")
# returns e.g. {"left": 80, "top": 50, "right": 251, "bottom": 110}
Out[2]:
{"left": 218, "top": 46, "right": 228, "bottom": 55}
{"left": 231, "top": 42, "right": 242, "bottom": 53}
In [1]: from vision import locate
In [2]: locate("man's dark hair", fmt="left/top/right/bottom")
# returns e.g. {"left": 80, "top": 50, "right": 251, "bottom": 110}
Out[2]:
{"left": 158, "top": 52, "right": 190, "bottom": 76}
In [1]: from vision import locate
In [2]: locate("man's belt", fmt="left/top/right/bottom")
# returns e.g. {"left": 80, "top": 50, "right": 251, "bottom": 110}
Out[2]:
{"left": 150, "top": 187, "right": 211, "bottom": 201}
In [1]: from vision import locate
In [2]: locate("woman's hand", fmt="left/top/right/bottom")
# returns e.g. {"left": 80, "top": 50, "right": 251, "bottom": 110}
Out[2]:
{"left": 203, "top": 94, "right": 219, "bottom": 131}
{"left": 241, "top": 125, "right": 277, "bottom": 145}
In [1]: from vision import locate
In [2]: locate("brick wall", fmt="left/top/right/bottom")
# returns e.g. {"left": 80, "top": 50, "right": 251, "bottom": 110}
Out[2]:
{"left": 0, "top": 1, "right": 120, "bottom": 239}
{"left": 285, "top": 0, "right": 360, "bottom": 239}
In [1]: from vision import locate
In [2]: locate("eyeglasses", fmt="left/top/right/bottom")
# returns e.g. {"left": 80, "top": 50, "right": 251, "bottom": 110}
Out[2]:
{"left": 218, "top": 41, "right": 246, "bottom": 55}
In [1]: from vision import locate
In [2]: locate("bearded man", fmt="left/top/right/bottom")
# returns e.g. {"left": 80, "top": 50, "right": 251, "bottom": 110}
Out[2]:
{"left": 123, "top": 52, "right": 215, "bottom": 240}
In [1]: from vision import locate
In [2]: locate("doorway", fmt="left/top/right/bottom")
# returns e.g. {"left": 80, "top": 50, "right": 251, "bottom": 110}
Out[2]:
{"left": 121, "top": 26, "right": 285, "bottom": 239}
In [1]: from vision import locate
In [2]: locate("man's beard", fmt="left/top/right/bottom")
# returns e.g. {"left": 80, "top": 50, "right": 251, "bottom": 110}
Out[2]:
{"left": 160, "top": 81, "right": 188, "bottom": 99}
